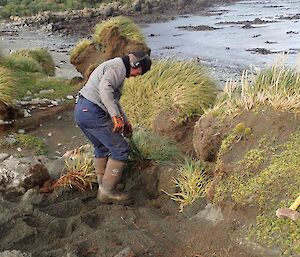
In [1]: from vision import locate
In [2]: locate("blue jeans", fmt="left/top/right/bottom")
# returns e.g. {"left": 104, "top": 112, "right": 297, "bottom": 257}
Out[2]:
{"left": 74, "top": 96, "right": 130, "bottom": 161}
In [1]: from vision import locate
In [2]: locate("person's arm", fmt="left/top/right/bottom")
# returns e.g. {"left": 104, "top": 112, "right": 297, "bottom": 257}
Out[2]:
{"left": 99, "top": 66, "right": 121, "bottom": 118}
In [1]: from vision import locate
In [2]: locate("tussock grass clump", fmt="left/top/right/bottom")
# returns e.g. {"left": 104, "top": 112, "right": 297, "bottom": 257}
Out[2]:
{"left": 93, "top": 16, "right": 145, "bottom": 44}
{"left": 4, "top": 55, "right": 42, "bottom": 73}
{"left": 54, "top": 152, "right": 97, "bottom": 191}
{"left": 212, "top": 64, "right": 300, "bottom": 116}
{"left": 122, "top": 60, "right": 218, "bottom": 128}
{"left": 0, "top": 66, "right": 15, "bottom": 106}
{"left": 163, "top": 158, "right": 211, "bottom": 212}
{"left": 11, "top": 48, "right": 55, "bottom": 76}
{"left": 129, "top": 128, "right": 181, "bottom": 163}
{"left": 70, "top": 38, "right": 92, "bottom": 64}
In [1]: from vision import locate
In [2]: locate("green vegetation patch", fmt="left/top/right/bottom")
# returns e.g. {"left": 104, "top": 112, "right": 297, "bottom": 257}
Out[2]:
{"left": 4, "top": 55, "right": 42, "bottom": 73}
{"left": 214, "top": 130, "right": 300, "bottom": 255}
{"left": 0, "top": 48, "right": 80, "bottom": 101}
{"left": 11, "top": 48, "right": 56, "bottom": 76}
{"left": 122, "top": 59, "right": 218, "bottom": 128}
{"left": 93, "top": 16, "right": 145, "bottom": 44}
{"left": 15, "top": 134, "right": 47, "bottom": 155}
{"left": 129, "top": 128, "right": 181, "bottom": 163}
{"left": 34, "top": 77, "right": 80, "bottom": 100}
{"left": 0, "top": 0, "right": 133, "bottom": 18}
{"left": 0, "top": 66, "right": 15, "bottom": 106}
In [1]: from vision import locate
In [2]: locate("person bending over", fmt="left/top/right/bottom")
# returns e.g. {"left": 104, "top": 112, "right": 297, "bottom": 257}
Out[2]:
{"left": 74, "top": 50, "right": 152, "bottom": 204}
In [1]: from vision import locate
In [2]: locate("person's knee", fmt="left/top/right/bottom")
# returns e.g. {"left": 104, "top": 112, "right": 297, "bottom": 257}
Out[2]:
{"left": 94, "top": 146, "right": 109, "bottom": 158}
{"left": 110, "top": 144, "right": 130, "bottom": 161}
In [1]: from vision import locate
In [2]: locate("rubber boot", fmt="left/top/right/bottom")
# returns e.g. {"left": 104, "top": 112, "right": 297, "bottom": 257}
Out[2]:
{"left": 97, "top": 159, "right": 132, "bottom": 205}
{"left": 94, "top": 157, "right": 108, "bottom": 186}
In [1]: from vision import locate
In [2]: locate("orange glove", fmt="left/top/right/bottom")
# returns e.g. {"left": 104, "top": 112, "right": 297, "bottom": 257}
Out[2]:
{"left": 123, "top": 122, "right": 133, "bottom": 138}
{"left": 112, "top": 115, "right": 125, "bottom": 132}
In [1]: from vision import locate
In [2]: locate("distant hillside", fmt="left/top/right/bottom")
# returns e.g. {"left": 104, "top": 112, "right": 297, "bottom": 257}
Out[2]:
{"left": 0, "top": 0, "right": 131, "bottom": 18}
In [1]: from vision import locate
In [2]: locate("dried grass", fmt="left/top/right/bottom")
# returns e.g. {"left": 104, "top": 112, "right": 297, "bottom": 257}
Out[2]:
{"left": 53, "top": 151, "right": 96, "bottom": 191}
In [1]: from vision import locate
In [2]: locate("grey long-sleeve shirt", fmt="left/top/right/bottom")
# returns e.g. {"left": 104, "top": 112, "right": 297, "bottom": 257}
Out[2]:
{"left": 79, "top": 57, "right": 126, "bottom": 118}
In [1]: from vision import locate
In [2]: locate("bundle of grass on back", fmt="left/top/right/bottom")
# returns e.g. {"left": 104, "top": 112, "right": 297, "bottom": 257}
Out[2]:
{"left": 122, "top": 59, "right": 218, "bottom": 128}
{"left": 0, "top": 66, "right": 15, "bottom": 106}
{"left": 211, "top": 64, "right": 300, "bottom": 116}
{"left": 10, "top": 48, "right": 55, "bottom": 76}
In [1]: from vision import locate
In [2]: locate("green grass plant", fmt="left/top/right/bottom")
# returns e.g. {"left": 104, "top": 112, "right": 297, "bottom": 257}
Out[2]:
{"left": 54, "top": 152, "right": 97, "bottom": 191}
{"left": 0, "top": 66, "right": 15, "bottom": 106}
{"left": 4, "top": 55, "right": 42, "bottom": 73}
{"left": 11, "top": 48, "right": 55, "bottom": 76}
{"left": 163, "top": 158, "right": 211, "bottom": 212}
{"left": 93, "top": 16, "right": 145, "bottom": 44}
{"left": 211, "top": 64, "right": 300, "bottom": 116}
{"left": 129, "top": 128, "right": 181, "bottom": 163}
{"left": 15, "top": 133, "right": 47, "bottom": 155}
{"left": 122, "top": 59, "right": 218, "bottom": 128}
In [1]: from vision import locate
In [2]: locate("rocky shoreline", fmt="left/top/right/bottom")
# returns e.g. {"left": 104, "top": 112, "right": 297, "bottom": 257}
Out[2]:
{"left": 3, "top": 0, "right": 239, "bottom": 38}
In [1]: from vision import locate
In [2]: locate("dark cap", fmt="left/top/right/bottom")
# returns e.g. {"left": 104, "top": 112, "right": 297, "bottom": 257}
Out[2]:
{"left": 131, "top": 50, "right": 152, "bottom": 75}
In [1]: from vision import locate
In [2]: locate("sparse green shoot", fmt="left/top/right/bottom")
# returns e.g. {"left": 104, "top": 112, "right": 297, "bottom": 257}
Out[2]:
{"left": 163, "top": 158, "right": 211, "bottom": 212}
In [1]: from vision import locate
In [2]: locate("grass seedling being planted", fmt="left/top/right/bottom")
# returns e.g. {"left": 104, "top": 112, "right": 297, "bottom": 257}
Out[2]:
{"left": 163, "top": 158, "right": 211, "bottom": 212}
{"left": 54, "top": 152, "right": 97, "bottom": 191}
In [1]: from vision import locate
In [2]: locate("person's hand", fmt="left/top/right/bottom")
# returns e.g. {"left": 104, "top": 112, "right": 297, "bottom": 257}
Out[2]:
{"left": 123, "top": 122, "right": 133, "bottom": 138}
{"left": 112, "top": 115, "right": 125, "bottom": 132}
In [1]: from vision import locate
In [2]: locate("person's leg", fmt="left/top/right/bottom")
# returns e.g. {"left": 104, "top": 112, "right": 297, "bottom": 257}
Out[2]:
{"left": 74, "top": 97, "right": 109, "bottom": 185}
{"left": 74, "top": 96, "right": 131, "bottom": 204}
{"left": 86, "top": 127, "right": 131, "bottom": 204}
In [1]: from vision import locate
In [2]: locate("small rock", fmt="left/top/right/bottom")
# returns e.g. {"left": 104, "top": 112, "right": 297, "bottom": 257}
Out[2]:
{"left": 23, "top": 110, "right": 31, "bottom": 118}
{"left": 48, "top": 133, "right": 52, "bottom": 137}
{"left": 66, "top": 95, "right": 74, "bottom": 100}
{"left": 17, "top": 147, "right": 22, "bottom": 152}
{"left": 17, "top": 129, "right": 26, "bottom": 134}
{"left": 5, "top": 135, "right": 17, "bottom": 145}
{"left": 0, "top": 153, "right": 10, "bottom": 162}
{"left": 0, "top": 250, "right": 30, "bottom": 257}
{"left": 45, "top": 157, "right": 65, "bottom": 179}
{"left": 39, "top": 89, "right": 55, "bottom": 95}
{"left": 50, "top": 100, "right": 59, "bottom": 106}
{"left": 57, "top": 115, "right": 62, "bottom": 120}
{"left": 193, "top": 203, "right": 224, "bottom": 224}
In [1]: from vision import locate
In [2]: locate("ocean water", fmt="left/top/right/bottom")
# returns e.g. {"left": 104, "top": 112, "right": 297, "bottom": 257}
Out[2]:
{"left": 141, "top": 0, "right": 300, "bottom": 76}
